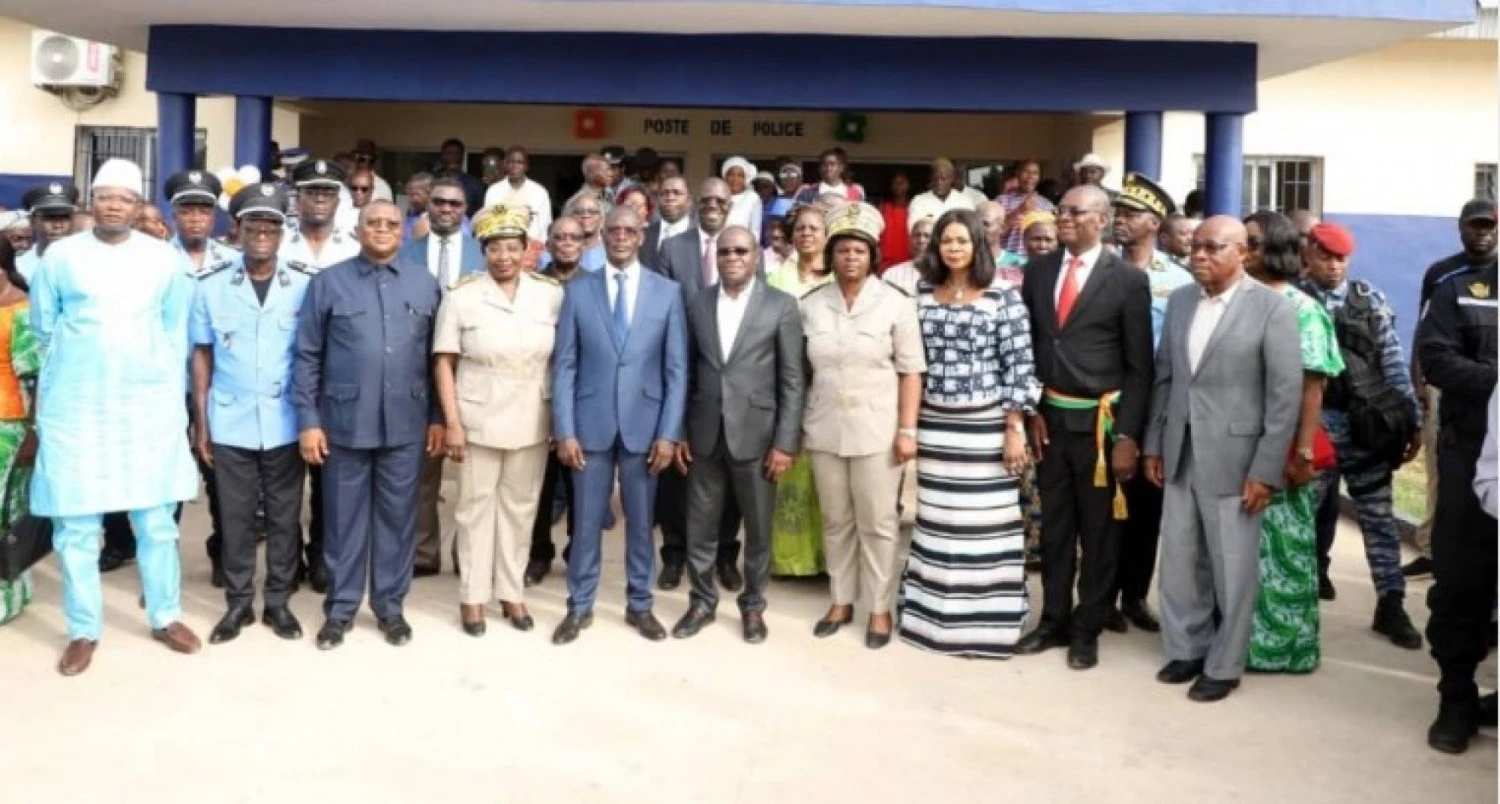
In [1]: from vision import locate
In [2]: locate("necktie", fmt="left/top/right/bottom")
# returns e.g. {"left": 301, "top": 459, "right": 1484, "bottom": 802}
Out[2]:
{"left": 702, "top": 235, "right": 717, "bottom": 287}
{"left": 612, "top": 271, "right": 630, "bottom": 348}
{"left": 437, "top": 236, "right": 453, "bottom": 289}
{"left": 1057, "top": 256, "right": 1082, "bottom": 326}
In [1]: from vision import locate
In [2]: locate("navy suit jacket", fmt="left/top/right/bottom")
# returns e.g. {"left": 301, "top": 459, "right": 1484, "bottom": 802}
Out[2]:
{"left": 397, "top": 234, "right": 484, "bottom": 287}
{"left": 552, "top": 265, "right": 688, "bottom": 454}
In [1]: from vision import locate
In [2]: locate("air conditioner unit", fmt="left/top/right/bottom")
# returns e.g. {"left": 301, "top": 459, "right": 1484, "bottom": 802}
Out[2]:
{"left": 31, "top": 30, "right": 118, "bottom": 88}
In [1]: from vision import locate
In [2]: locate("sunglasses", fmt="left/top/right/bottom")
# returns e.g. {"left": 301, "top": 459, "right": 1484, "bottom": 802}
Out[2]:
{"left": 1189, "top": 241, "right": 1232, "bottom": 255}
{"left": 429, "top": 198, "right": 465, "bottom": 209}
{"left": 574, "top": 208, "right": 602, "bottom": 216}
{"left": 716, "top": 246, "right": 753, "bottom": 257}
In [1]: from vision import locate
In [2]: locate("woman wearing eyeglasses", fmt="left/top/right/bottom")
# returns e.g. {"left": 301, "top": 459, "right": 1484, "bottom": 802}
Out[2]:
{"left": 434, "top": 205, "right": 563, "bottom": 637}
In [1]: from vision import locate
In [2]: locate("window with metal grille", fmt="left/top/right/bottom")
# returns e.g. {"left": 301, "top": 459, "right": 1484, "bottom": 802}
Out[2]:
{"left": 1194, "top": 155, "right": 1324, "bottom": 215}
{"left": 74, "top": 126, "right": 207, "bottom": 202}
{"left": 1475, "top": 163, "right": 1497, "bottom": 201}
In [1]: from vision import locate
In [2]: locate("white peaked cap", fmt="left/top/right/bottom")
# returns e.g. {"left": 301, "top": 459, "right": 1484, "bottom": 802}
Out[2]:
{"left": 92, "top": 158, "right": 144, "bottom": 196}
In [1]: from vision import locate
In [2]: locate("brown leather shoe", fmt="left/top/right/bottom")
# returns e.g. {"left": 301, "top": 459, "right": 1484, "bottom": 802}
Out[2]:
{"left": 151, "top": 622, "right": 202, "bottom": 654}
{"left": 58, "top": 639, "right": 96, "bottom": 676}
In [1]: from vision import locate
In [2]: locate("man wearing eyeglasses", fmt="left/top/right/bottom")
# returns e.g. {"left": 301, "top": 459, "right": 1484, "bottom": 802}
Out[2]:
{"left": 350, "top": 139, "right": 393, "bottom": 203}
{"left": 538, "top": 189, "right": 608, "bottom": 274}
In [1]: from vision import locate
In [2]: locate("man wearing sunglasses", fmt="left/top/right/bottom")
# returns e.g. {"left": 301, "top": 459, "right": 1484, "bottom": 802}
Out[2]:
{"left": 350, "top": 139, "right": 393, "bottom": 203}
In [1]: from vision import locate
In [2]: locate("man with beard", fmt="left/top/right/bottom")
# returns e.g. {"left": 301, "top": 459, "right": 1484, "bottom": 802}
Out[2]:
{"left": 16, "top": 180, "right": 79, "bottom": 283}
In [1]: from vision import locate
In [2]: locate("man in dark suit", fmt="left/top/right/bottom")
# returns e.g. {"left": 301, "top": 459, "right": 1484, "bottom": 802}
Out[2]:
{"left": 1018, "top": 184, "right": 1154, "bottom": 670}
{"left": 669, "top": 226, "right": 805, "bottom": 643}
{"left": 396, "top": 177, "right": 484, "bottom": 576}
{"left": 293, "top": 201, "right": 445, "bottom": 650}
{"left": 551, "top": 206, "right": 689, "bottom": 644}
{"left": 641, "top": 176, "right": 694, "bottom": 273}
{"left": 654, "top": 177, "right": 743, "bottom": 590}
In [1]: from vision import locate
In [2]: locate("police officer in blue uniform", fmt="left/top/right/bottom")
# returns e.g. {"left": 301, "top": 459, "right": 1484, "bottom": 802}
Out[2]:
{"left": 191, "top": 183, "right": 312, "bottom": 644}
{"left": 15, "top": 180, "right": 78, "bottom": 283}
{"left": 292, "top": 200, "right": 445, "bottom": 650}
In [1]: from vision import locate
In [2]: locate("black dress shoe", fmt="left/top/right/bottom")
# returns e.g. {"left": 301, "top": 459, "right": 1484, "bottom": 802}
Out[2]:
{"left": 1067, "top": 637, "right": 1099, "bottom": 670}
{"left": 1016, "top": 626, "right": 1070, "bottom": 655}
{"left": 625, "top": 609, "right": 668, "bottom": 642}
{"left": 865, "top": 627, "right": 892, "bottom": 650}
{"left": 1480, "top": 693, "right": 1497, "bottom": 728}
{"left": 658, "top": 561, "right": 684, "bottom": 591}
{"left": 209, "top": 605, "right": 255, "bottom": 644}
{"left": 462, "top": 619, "right": 486, "bottom": 637}
{"left": 1318, "top": 575, "right": 1336, "bottom": 601}
{"left": 1156, "top": 658, "right": 1206, "bottom": 684}
{"left": 308, "top": 559, "right": 330, "bottom": 595}
{"left": 98, "top": 546, "right": 135, "bottom": 573}
{"left": 523, "top": 559, "right": 550, "bottom": 588}
{"left": 1188, "top": 676, "right": 1241, "bottom": 703}
{"left": 1103, "top": 607, "right": 1128, "bottom": 634}
{"left": 1428, "top": 698, "right": 1481, "bottom": 754}
{"left": 813, "top": 612, "right": 853, "bottom": 638}
{"left": 503, "top": 611, "right": 535, "bottom": 632}
{"left": 1401, "top": 556, "right": 1434, "bottom": 578}
{"left": 552, "top": 611, "right": 593, "bottom": 645}
{"left": 413, "top": 565, "right": 441, "bottom": 579}
{"left": 377, "top": 615, "right": 413, "bottom": 646}
{"left": 742, "top": 611, "right": 768, "bottom": 644}
{"left": 717, "top": 561, "right": 744, "bottom": 592}
{"left": 315, "top": 619, "right": 351, "bottom": 651}
{"left": 672, "top": 605, "right": 716, "bottom": 639}
{"left": 261, "top": 605, "right": 303, "bottom": 640}
{"left": 461, "top": 604, "right": 487, "bottom": 637}
{"left": 1122, "top": 599, "right": 1161, "bottom": 633}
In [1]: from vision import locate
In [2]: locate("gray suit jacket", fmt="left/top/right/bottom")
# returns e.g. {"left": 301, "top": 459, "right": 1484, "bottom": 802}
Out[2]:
{"left": 684, "top": 280, "right": 806, "bottom": 461}
{"left": 656, "top": 227, "right": 766, "bottom": 299}
{"left": 1144, "top": 277, "right": 1302, "bottom": 496}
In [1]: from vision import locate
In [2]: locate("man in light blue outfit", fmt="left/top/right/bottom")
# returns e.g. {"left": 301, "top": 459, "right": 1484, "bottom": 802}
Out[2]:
{"left": 31, "top": 159, "right": 202, "bottom": 676}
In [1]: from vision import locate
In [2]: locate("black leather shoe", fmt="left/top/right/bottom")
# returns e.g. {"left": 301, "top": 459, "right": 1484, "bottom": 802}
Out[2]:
{"left": 315, "top": 619, "right": 351, "bottom": 651}
{"left": 1188, "top": 675, "right": 1241, "bottom": 703}
{"left": 672, "top": 605, "right": 716, "bottom": 639}
{"left": 209, "top": 604, "right": 255, "bottom": 644}
{"left": 1103, "top": 607, "right": 1128, "bottom": 634}
{"left": 413, "top": 565, "right": 441, "bottom": 579}
{"left": 658, "top": 561, "right": 684, "bottom": 591}
{"left": 1122, "top": 599, "right": 1161, "bottom": 633}
{"left": 1372, "top": 592, "right": 1423, "bottom": 650}
{"left": 1428, "top": 698, "right": 1481, "bottom": 754}
{"left": 523, "top": 559, "right": 550, "bottom": 588}
{"left": 98, "top": 546, "right": 135, "bottom": 574}
{"left": 717, "top": 561, "right": 744, "bottom": 592}
{"left": 261, "top": 605, "right": 303, "bottom": 640}
{"left": 552, "top": 611, "right": 593, "bottom": 645}
{"left": 1401, "top": 556, "right": 1434, "bottom": 578}
{"left": 1318, "top": 575, "right": 1336, "bottom": 601}
{"left": 461, "top": 604, "right": 486, "bottom": 637}
{"left": 742, "top": 611, "right": 768, "bottom": 644}
{"left": 1067, "top": 637, "right": 1098, "bottom": 670}
{"left": 1480, "top": 694, "right": 1497, "bottom": 728}
{"left": 1016, "top": 626, "right": 1070, "bottom": 655}
{"left": 813, "top": 610, "right": 853, "bottom": 638}
{"left": 307, "top": 558, "right": 330, "bottom": 594}
{"left": 378, "top": 615, "right": 413, "bottom": 646}
{"left": 1156, "top": 658, "right": 1206, "bottom": 684}
{"left": 865, "top": 627, "right": 892, "bottom": 650}
{"left": 210, "top": 562, "right": 227, "bottom": 590}
{"left": 626, "top": 609, "right": 668, "bottom": 642}
{"left": 502, "top": 608, "right": 535, "bottom": 633}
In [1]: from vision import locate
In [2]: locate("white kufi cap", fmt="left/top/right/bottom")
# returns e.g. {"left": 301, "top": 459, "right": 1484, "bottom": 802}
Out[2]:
{"left": 92, "top": 158, "right": 144, "bottom": 196}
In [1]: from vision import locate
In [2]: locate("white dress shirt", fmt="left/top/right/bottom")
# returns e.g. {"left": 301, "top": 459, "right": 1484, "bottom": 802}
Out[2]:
{"left": 1187, "top": 277, "right": 1242, "bottom": 373}
{"left": 426, "top": 230, "right": 461, "bottom": 287}
{"left": 717, "top": 278, "right": 754, "bottom": 362}
{"left": 658, "top": 215, "right": 691, "bottom": 249}
{"left": 605, "top": 260, "right": 643, "bottom": 325}
{"left": 908, "top": 190, "right": 975, "bottom": 228}
{"left": 483, "top": 177, "right": 553, "bottom": 242}
{"left": 1054, "top": 242, "right": 1104, "bottom": 305}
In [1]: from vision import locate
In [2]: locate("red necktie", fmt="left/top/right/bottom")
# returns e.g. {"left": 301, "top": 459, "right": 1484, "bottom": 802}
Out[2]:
{"left": 1057, "top": 256, "right": 1082, "bottom": 326}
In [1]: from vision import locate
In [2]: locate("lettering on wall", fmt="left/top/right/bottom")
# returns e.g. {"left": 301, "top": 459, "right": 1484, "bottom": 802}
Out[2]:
{"left": 641, "top": 116, "right": 810, "bottom": 139}
{"left": 643, "top": 117, "right": 692, "bottom": 136}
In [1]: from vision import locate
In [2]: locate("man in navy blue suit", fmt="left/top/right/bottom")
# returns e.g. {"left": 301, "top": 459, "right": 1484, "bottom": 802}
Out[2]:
{"left": 551, "top": 206, "right": 688, "bottom": 644}
{"left": 396, "top": 177, "right": 484, "bottom": 576}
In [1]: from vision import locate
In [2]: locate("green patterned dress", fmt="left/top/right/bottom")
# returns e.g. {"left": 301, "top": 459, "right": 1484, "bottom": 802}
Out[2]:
{"left": 1246, "top": 285, "right": 1344, "bottom": 672}
{"left": 766, "top": 261, "right": 830, "bottom": 575}
{"left": 0, "top": 300, "right": 40, "bottom": 625}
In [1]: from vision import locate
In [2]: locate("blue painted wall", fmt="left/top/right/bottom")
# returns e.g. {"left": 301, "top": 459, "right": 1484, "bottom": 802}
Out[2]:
{"left": 1327, "top": 213, "right": 1460, "bottom": 347}
{"left": 0, "top": 173, "right": 73, "bottom": 211}
{"left": 147, "top": 27, "right": 1257, "bottom": 113}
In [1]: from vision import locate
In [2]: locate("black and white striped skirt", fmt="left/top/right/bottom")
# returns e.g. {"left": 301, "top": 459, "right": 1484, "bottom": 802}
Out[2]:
{"left": 898, "top": 401, "right": 1029, "bottom": 659}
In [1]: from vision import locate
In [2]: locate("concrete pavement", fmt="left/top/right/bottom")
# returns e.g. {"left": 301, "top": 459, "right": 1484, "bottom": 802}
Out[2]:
{"left": 0, "top": 493, "right": 1493, "bottom": 803}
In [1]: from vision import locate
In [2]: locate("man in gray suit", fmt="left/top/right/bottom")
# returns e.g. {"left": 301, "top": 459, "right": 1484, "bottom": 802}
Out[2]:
{"left": 1143, "top": 216, "right": 1301, "bottom": 703}
{"left": 669, "top": 227, "right": 805, "bottom": 643}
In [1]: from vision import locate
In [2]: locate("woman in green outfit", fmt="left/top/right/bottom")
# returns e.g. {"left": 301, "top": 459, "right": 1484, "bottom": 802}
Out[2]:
{"left": 1243, "top": 212, "right": 1344, "bottom": 672}
{"left": 765, "top": 207, "right": 833, "bottom": 575}
{"left": 0, "top": 239, "right": 41, "bottom": 625}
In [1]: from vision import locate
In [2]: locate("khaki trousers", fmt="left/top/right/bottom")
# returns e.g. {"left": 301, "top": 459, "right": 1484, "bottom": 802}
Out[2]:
{"left": 455, "top": 441, "right": 550, "bottom": 605}
{"left": 809, "top": 450, "right": 903, "bottom": 614}
{"left": 1414, "top": 387, "right": 1440, "bottom": 558}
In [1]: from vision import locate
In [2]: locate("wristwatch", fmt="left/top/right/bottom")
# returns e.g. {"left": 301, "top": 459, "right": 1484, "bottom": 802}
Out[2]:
{"left": 1296, "top": 448, "right": 1315, "bottom": 462}
{"left": 898, "top": 427, "right": 918, "bottom": 439}
{"left": 1006, "top": 421, "right": 1026, "bottom": 435}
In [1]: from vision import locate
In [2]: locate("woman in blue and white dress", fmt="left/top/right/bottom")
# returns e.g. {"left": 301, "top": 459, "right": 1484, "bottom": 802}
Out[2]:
{"left": 898, "top": 208, "right": 1039, "bottom": 659}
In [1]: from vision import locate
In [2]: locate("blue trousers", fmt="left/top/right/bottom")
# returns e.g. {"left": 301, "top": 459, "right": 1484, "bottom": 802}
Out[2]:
{"left": 54, "top": 503, "right": 182, "bottom": 640}
{"left": 568, "top": 440, "right": 658, "bottom": 614}
{"left": 1313, "top": 411, "right": 1405, "bottom": 597}
{"left": 322, "top": 442, "right": 423, "bottom": 621}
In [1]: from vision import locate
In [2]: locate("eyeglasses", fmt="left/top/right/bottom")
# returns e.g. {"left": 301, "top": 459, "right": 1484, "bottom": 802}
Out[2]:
{"left": 429, "top": 198, "right": 465, "bottom": 209}
{"left": 362, "top": 219, "right": 402, "bottom": 231}
{"left": 1054, "top": 206, "right": 1096, "bottom": 219}
{"left": 716, "top": 246, "right": 753, "bottom": 257}
{"left": 92, "top": 192, "right": 139, "bottom": 205}
{"left": 349, "top": 185, "right": 373, "bottom": 194}
{"left": 1189, "top": 241, "right": 1233, "bottom": 255}
{"left": 551, "top": 232, "right": 583, "bottom": 242}
{"left": 604, "top": 225, "right": 640, "bottom": 236}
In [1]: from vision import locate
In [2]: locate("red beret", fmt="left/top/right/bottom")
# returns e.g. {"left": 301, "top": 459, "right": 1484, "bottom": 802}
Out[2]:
{"left": 1309, "top": 222, "right": 1355, "bottom": 257}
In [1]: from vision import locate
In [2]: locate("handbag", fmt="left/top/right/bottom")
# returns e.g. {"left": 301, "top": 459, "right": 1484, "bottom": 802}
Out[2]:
{"left": 1289, "top": 426, "right": 1337, "bottom": 474}
{"left": 0, "top": 462, "right": 51, "bottom": 583}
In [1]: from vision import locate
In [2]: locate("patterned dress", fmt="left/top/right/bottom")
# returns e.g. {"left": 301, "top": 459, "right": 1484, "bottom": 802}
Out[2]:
{"left": 766, "top": 260, "right": 832, "bottom": 575}
{"left": 0, "top": 300, "right": 41, "bottom": 624}
{"left": 1247, "top": 284, "right": 1345, "bottom": 672}
{"left": 899, "top": 280, "right": 1040, "bottom": 658}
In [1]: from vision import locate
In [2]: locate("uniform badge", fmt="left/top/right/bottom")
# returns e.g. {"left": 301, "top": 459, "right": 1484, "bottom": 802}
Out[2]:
{"left": 1471, "top": 282, "right": 1491, "bottom": 300}
{"left": 189, "top": 171, "right": 202, "bottom": 183}
{"left": 315, "top": 161, "right": 328, "bottom": 174}
{"left": 48, "top": 182, "right": 62, "bottom": 194}
{"left": 260, "top": 184, "right": 275, "bottom": 197}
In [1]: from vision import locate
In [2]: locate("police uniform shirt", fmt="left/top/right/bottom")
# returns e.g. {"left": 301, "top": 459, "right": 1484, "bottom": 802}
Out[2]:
{"left": 433, "top": 271, "right": 563, "bottom": 450}
{"left": 172, "top": 235, "right": 240, "bottom": 278}
{"left": 280, "top": 227, "right": 360, "bottom": 273}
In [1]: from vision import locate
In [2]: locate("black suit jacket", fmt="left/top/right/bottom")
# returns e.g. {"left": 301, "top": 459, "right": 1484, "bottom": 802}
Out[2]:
{"left": 642, "top": 215, "right": 695, "bottom": 273}
{"left": 1021, "top": 248, "right": 1154, "bottom": 440}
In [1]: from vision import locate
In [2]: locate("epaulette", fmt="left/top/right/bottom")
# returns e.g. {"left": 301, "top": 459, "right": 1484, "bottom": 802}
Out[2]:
{"left": 452, "top": 272, "right": 485, "bottom": 289}
{"left": 286, "top": 260, "right": 315, "bottom": 276}
{"left": 195, "top": 262, "right": 231, "bottom": 280}
{"left": 527, "top": 272, "right": 560, "bottom": 286}
{"left": 883, "top": 280, "right": 912, "bottom": 298}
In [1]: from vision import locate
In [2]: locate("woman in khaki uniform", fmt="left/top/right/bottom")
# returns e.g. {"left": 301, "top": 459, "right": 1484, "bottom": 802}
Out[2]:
{"left": 801, "top": 202, "right": 926, "bottom": 649}
{"left": 434, "top": 205, "right": 563, "bottom": 636}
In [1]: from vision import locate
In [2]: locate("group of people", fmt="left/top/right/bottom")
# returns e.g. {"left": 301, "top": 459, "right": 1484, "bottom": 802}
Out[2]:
{"left": 0, "top": 142, "right": 1494, "bottom": 757}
